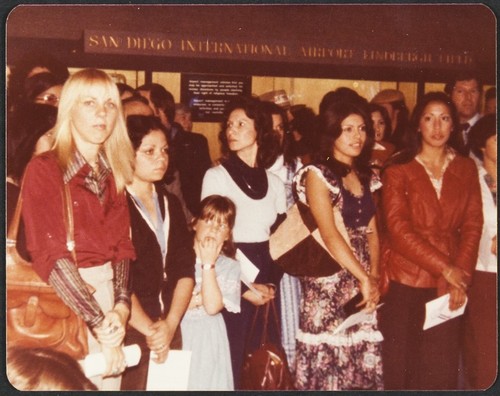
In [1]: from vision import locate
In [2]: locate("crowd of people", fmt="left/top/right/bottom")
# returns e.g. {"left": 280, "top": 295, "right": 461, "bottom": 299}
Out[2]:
{"left": 6, "top": 52, "right": 496, "bottom": 391}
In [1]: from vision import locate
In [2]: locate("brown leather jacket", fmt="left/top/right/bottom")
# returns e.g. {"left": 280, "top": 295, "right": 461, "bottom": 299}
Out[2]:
{"left": 380, "top": 155, "right": 482, "bottom": 291}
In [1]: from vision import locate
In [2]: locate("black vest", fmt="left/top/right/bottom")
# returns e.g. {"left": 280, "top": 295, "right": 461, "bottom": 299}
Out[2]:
{"left": 127, "top": 186, "right": 195, "bottom": 319}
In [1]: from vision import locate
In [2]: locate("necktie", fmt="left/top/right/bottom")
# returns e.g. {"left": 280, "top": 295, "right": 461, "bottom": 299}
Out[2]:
{"left": 460, "top": 122, "right": 470, "bottom": 145}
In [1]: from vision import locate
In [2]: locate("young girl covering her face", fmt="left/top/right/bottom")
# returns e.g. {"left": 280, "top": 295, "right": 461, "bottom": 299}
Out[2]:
{"left": 180, "top": 195, "right": 241, "bottom": 390}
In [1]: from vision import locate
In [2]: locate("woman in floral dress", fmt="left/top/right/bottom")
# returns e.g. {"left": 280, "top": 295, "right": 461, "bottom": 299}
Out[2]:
{"left": 293, "top": 101, "right": 383, "bottom": 390}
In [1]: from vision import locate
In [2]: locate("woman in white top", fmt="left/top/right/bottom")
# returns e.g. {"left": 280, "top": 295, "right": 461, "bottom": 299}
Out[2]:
{"left": 201, "top": 95, "right": 286, "bottom": 389}
{"left": 463, "top": 114, "right": 497, "bottom": 390}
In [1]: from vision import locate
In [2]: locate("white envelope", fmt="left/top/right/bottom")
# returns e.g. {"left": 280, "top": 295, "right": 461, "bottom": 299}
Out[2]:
{"left": 236, "top": 248, "right": 259, "bottom": 283}
{"left": 423, "top": 293, "right": 467, "bottom": 330}
{"left": 236, "top": 249, "right": 263, "bottom": 298}
{"left": 146, "top": 350, "right": 192, "bottom": 391}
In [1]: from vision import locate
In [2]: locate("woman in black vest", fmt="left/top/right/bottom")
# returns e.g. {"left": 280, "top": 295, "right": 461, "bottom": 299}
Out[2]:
{"left": 121, "top": 115, "right": 195, "bottom": 390}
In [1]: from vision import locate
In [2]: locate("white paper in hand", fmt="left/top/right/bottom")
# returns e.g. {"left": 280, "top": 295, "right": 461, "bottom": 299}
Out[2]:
{"left": 146, "top": 350, "right": 192, "bottom": 391}
{"left": 333, "top": 304, "right": 383, "bottom": 335}
{"left": 423, "top": 293, "right": 467, "bottom": 330}
{"left": 236, "top": 248, "right": 259, "bottom": 283}
{"left": 235, "top": 249, "right": 263, "bottom": 298}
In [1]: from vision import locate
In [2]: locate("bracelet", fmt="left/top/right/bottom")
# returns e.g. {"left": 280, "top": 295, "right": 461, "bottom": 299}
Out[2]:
{"left": 201, "top": 263, "right": 215, "bottom": 270}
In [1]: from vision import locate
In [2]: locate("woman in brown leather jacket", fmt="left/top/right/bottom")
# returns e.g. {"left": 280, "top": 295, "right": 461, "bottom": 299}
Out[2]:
{"left": 378, "top": 92, "right": 482, "bottom": 390}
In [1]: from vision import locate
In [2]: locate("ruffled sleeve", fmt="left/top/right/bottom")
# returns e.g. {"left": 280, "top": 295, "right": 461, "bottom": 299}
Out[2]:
{"left": 292, "top": 164, "right": 341, "bottom": 206}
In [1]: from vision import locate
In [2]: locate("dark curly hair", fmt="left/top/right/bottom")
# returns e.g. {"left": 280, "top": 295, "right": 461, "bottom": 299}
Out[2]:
{"left": 314, "top": 101, "right": 374, "bottom": 183}
{"left": 137, "top": 83, "right": 175, "bottom": 124}
{"left": 444, "top": 70, "right": 483, "bottom": 96}
{"left": 385, "top": 91, "right": 465, "bottom": 167}
{"left": 468, "top": 114, "right": 496, "bottom": 161}
{"left": 126, "top": 114, "right": 170, "bottom": 151}
{"left": 7, "top": 103, "right": 58, "bottom": 181}
{"left": 219, "top": 95, "right": 280, "bottom": 169}
{"left": 21, "top": 72, "right": 65, "bottom": 104}
{"left": 8, "top": 52, "right": 69, "bottom": 111}
{"left": 367, "top": 103, "right": 393, "bottom": 142}
{"left": 260, "top": 100, "right": 295, "bottom": 166}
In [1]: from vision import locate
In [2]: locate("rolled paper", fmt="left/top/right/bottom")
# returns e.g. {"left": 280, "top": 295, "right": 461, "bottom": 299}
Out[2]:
{"left": 79, "top": 344, "right": 141, "bottom": 378}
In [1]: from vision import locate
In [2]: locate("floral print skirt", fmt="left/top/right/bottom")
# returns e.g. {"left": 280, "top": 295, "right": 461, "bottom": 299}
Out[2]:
{"left": 294, "top": 266, "right": 384, "bottom": 390}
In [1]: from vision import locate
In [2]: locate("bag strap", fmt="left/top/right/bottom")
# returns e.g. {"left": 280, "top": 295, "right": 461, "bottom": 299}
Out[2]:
{"left": 260, "top": 301, "right": 271, "bottom": 345}
{"left": 244, "top": 298, "right": 283, "bottom": 353}
{"left": 245, "top": 306, "right": 260, "bottom": 349}
{"left": 6, "top": 183, "right": 24, "bottom": 246}
{"left": 269, "top": 299, "right": 282, "bottom": 343}
{"left": 243, "top": 303, "right": 261, "bottom": 356}
{"left": 62, "top": 182, "right": 77, "bottom": 263}
{"left": 6, "top": 176, "right": 77, "bottom": 264}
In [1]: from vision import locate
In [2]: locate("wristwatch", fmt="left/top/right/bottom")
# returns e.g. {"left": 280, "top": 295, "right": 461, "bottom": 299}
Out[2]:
{"left": 201, "top": 263, "right": 215, "bottom": 270}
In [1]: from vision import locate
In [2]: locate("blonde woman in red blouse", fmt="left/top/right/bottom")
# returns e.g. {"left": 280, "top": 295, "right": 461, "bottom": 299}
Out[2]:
{"left": 21, "top": 68, "right": 136, "bottom": 390}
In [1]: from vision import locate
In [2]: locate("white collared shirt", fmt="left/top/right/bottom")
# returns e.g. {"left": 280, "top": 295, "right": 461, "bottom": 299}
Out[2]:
{"left": 476, "top": 165, "right": 497, "bottom": 273}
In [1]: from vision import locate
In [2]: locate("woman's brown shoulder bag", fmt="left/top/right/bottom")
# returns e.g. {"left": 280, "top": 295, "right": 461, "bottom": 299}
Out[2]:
{"left": 241, "top": 300, "right": 295, "bottom": 390}
{"left": 6, "top": 183, "right": 88, "bottom": 359}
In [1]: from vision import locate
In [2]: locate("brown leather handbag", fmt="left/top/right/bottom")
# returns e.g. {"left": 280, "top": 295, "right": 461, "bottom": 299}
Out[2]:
{"left": 241, "top": 300, "right": 295, "bottom": 390}
{"left": 6, "top": 183, "right": 88, "bottom": 359}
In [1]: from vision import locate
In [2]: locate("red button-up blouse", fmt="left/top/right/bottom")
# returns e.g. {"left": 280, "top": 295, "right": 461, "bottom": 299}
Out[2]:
{"left": 22, "top": 151, "right": 136, "bottom": 282}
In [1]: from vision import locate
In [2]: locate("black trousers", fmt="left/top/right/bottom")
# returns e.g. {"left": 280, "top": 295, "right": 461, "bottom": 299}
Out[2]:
{"left": 224, "top": 241, "right": 282, "bottom": 390}
{"left": 378, "top": 281, "right": 461, "bottom": 390}
{"left": 462, "top": 271, "right": 497, "bottom": 390}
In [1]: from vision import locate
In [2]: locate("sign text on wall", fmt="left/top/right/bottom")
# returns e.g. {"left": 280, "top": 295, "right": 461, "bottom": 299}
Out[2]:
{"left": 180, "top": 74, "right": 251, "bottom": 122}
{"left": 84, "top": 30, "right": 476, "bottom": 69}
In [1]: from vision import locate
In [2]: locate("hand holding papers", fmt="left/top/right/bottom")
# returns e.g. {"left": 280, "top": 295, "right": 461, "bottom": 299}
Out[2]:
{"left": 334, "top": 304, "right": 383, "bottom": 335}
{"left": 423, "top": 293, "right": 467, "bottom": 330}
{"left": 236, "top": 248, "right": 262, "bottom": 298}
{"left": 79, "top": 344, "right": 141, "bottom": 378}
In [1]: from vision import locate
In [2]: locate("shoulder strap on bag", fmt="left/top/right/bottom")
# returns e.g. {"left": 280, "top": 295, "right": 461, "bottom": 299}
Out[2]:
{"left": 6, "top": 185, "right": 24, "bottom": 247}
{"left": 7, "top": 177, "right": 77, "bottom": 265}
{"left": 244, "top": 304, "right": 261, "bottom": 355}
{"left": 244, "top": 299, "right": 283, "bottom": 353}
{"left": 62, "top": 182, "right": 77, "bottom": 263}
{"left": 260, "top": 301, "right": 271, "bottom": 345}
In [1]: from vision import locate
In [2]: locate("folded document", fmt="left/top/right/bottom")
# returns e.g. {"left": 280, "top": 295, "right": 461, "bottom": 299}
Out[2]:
{"left": 423, "top": 293, "right": 467, "bottom": 330}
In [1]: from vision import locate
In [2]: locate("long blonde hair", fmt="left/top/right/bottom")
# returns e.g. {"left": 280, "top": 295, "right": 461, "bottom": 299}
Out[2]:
{"left": 52, "top": 68, "right": 134, "bottom": 192}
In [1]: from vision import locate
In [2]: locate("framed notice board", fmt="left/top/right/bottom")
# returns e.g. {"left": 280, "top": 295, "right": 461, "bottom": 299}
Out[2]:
{"left": 180, "top": 74, "right": 252, "bottom": 122}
